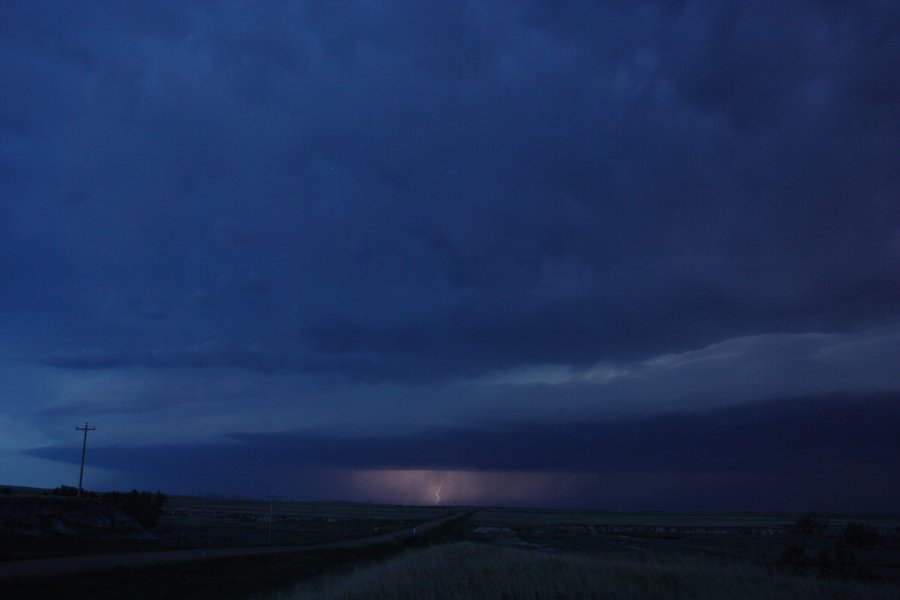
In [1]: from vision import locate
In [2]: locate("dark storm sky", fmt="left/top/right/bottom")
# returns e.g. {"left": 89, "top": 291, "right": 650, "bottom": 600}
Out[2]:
{"left": 3, "top": 1, "right": 900, "bottom": 511}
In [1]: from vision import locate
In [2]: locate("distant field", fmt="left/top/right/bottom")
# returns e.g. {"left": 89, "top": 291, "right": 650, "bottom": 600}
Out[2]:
{"left": 157, "top": 495, "right": 449, "bottom": 548}
{"left": 2, "top": 496, "right": 464, "bottom": 600}
{"left": 0, "top": 486, "right": 451, "bottom": 560}
{"left": 469, "top": 507, "right": 900, "bottom": 529}
{"left": 460, "top": 506, "right": 900, "bottom": 586}
{"left": 5, "top": 489, "right": 900, "bottom": 599}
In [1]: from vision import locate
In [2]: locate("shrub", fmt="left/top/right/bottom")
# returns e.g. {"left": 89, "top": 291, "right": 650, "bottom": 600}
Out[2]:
{"left": 102, "top": 489, "right": 168, "bottom": 529}
{"left": 51, "top": 485, "right": 80, "bottom": 497}
{"left": 815, "top": 548, "right": 833, "bottom": 578}
{"left": 776, "top": 543, "right": 810, "bottom": 572}
{"left": 817, "top": 542, "right": 879, "bottom": 582}
{"left": 794, "top": 512, "right": 828, "bottom": 535}
{"left": 51, "top": 485, "right": 98, "bottom": 498}
{"left": 842, "top": 523, "right": 880, "bottom": 547}
{"left": 778, "top": 538, "right": 880, "bottom": 583}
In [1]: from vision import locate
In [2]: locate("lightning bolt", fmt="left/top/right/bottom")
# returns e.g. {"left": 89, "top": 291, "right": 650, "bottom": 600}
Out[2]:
{"left": 433, "top": 484, "right": 442, "bottom": 505}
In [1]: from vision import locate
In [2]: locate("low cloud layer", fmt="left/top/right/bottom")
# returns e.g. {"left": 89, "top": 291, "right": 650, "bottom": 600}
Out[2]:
{"left": 26, "top": 393, "right": 900, "bottom": 512}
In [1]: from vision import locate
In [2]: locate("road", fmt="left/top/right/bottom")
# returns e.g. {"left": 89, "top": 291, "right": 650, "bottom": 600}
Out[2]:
{"left": 0, "top": 512, "right": 466, "bottom": 580}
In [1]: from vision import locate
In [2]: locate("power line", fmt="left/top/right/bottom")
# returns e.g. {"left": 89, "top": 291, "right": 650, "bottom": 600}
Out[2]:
{"left": 75, "top": 422, "right": 95, "bottom": 496}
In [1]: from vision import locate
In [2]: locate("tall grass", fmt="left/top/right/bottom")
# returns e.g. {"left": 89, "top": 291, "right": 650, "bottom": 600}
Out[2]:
{"left": 276, "top": 542, "right": 898, "bottom": 600}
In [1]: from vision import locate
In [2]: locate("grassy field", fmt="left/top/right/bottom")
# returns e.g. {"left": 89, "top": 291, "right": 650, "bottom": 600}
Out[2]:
{"left": 267, "top": 507, "right": 900, "bottom": 599}
{"left": 276, "top": 541, "right": 900, "bottom": 600}
{"left": 1, "top": 489, "right": 450, "bottom": 560}
{"left": 5, "top": 492, "right": 899, "bottom": 599}
{"left": 4, "top": 544, "right": 407, "bottom": 600}
{"left": 468, "top": 506, "right": 900, "bottom": 529}
{"left": 2, "top": 499, "right": 466, "bottom": 600}
{"left": 464, "top": 507, "right": 900, "bottom": 578}
{"left": 155, "top": 495, "right": 449, "bottom": 548}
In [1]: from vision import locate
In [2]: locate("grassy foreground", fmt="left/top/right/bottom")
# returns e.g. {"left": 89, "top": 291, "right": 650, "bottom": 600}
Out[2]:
{"left": 2, "top": 512, "right": 469, "bottom": 600}
{"left": 280, "top": 541, "right": 900, "bottom": 600}
{"left": 4, "top": 545, "right": 403, "bottom": 600}
{"left": 0, "top": 487, "right": 450, "bottom": 561}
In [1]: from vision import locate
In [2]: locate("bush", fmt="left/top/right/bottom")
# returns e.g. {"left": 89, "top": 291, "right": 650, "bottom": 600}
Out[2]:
{"left": 51, "top": 485, "right": 80, "bottom": 497}
{"left": 51, "top": 485, "right": 99, "bottom": 498}
{"left": 842, "top": 523, "right": 880, "bottom": 547}
{"left": 816, "top": 542, "right": 879, "bottom": 582}
{"left": 776, "top": 543, "right": 810, "bottom": 572}
{"left": 814, "top": 548, "right": 833, "bottom": 577}
{"left": 794, "top": 512, "right": 828, "bottom": 535}
{"left": 776, "top": 541, "right": 880, "bottom": 583}
{"left": 102, "top": 490, "right": 168, "bottom": 529}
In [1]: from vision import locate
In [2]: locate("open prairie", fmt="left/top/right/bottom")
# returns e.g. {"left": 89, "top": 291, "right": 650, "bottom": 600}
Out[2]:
{"left": 5, "top": 491, "right": 900, "bottom": 599}
{"left": 465, "top": 507, "right": 900, "bottom": 568}
{"left": 1, "top": 487, "right": 450, "bottom": 560}
{"left": 269, "top": 507, "right": 900, "bottom": 599}
{"left": 2, "top": 490, "right": 460, "bottom": 599}
{"left": 155, "top": 495, "right": 450, "bottom": 548}
{"left": 275, "top": 541, "right": 900, "bottom": 600}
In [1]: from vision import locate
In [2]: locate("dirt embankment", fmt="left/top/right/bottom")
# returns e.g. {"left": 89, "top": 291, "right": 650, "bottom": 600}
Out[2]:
{"left": 0, "top": 496, "right": 154, "bottom": 540}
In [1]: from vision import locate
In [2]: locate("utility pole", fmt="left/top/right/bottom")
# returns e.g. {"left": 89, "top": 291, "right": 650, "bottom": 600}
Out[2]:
{"left": 75, "top": 422, "right": 95, "bottom": 497}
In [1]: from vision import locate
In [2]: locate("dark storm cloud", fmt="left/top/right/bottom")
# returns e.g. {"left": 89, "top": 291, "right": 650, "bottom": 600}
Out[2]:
{"left": 25, "top": 392, "right": 900, "bottom": 510}
{"left": 188, "top": 391, "right": 900, "bottom": 473}
{"left": 27, "top": 392, "right": 900, "bottom": 475}
{"left": 2, "top": 0, "right": 899, "bottom": 384}
{"left": 36, "top": 345, "right": 293, "bottom": 373}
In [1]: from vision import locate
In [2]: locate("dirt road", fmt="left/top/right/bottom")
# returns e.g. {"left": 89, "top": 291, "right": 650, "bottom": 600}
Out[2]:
{"left": 0, "top": 512, "right": 466, "bottom": 580}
